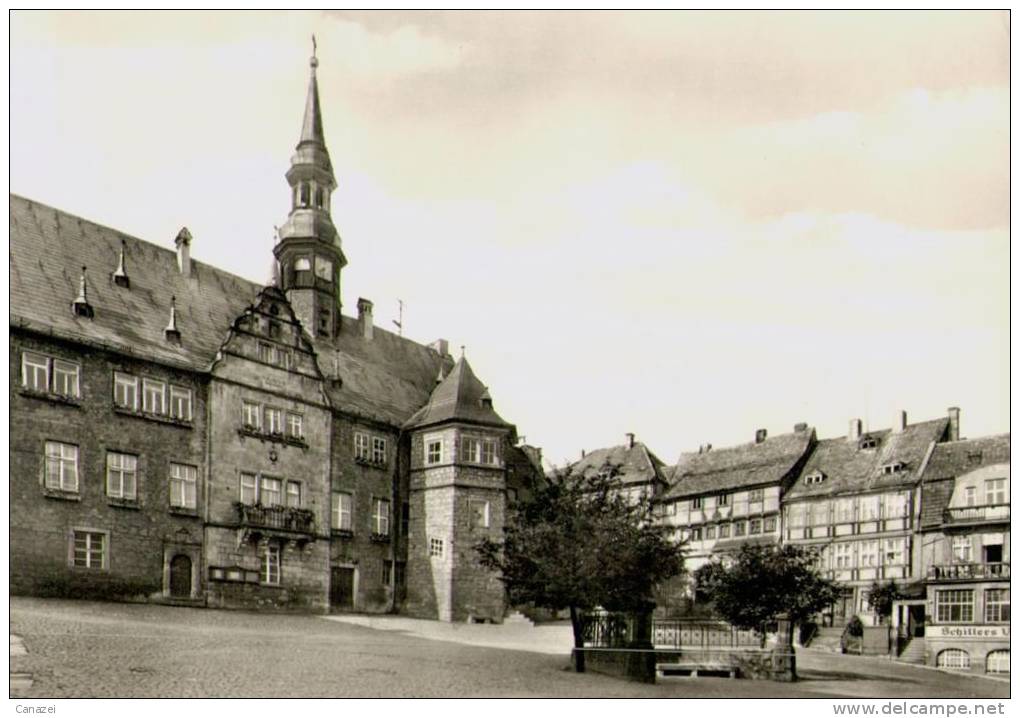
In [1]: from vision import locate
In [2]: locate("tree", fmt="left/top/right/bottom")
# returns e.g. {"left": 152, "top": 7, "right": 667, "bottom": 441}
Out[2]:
{"left": 694, "top": 543, "right": 840, "bottom": 646}
{"left": 867, "top": 580, "right": 901, "bottom": 624}
{"left": 476, "top": 464, "right": 685, "bottom": 667}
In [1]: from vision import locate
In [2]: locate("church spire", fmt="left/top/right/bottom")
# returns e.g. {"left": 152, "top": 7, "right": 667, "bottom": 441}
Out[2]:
{"left": 299, "top": 36, "right": 325, "bottom": 148}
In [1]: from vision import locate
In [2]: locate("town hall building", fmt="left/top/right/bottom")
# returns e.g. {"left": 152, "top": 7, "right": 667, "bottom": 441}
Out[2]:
{"left": 9, "top": 48, "right": 543, "bottom": 621}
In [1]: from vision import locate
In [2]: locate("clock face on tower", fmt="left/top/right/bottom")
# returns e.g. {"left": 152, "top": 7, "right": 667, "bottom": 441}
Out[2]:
{"left": 314, "top": 256, "right": 333, "bottom": 281}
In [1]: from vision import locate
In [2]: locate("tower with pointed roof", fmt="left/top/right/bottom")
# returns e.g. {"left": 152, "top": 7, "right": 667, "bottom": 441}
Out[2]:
{"left": 274, "top": 40, "right": 347, "bottom": 339}
{"left": 403, "top": 357, "right": 516, "bottom": 622}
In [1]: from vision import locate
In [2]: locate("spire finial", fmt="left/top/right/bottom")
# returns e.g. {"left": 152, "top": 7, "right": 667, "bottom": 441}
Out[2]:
{"left": 311, "top": 34, "right": 318, "bottom": 70}
{"left": 460, "top": 345, "right": 466, "bottom": 360}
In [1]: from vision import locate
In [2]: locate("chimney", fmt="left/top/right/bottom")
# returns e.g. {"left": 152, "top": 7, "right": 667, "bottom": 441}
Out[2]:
{"left": 429, "top": 338, "right": 450, "bottom": 357}
{"left": 625, "top": 432, "right": 635, "bottom": 449}
{"left": 357, "top": 297, "right": 374, "bottom": 340}
{"left": 848, "top": 418, "right": 863, "bottom": 441}
{"left": 947, "top": 407, "right": 960, "bottom": 441}
{"left": 581, "top": 449, "right": 586, "bottom": 459}
{"left": 175, "top": 227, "right": 192, "bottom": 276}
{"left": 794, "top": 422, "right": 808, "bottom": 432}
{"left": 704, "top": 443, "right": 712, "bottom": 452}
{"left": 893, "top": 410, "right": 907, "bottom": 434}
{"left": 755, "top": 428, "right": 767, "bottom": 444}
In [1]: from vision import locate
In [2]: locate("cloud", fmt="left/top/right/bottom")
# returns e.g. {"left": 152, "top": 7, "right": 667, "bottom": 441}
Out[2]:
{"left": 322, "top": 17, "right": 466, "bottom": 77}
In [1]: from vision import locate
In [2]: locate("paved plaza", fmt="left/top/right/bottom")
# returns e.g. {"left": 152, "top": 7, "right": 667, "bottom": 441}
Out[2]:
{"left": 8, "top": 597, "right": 1010, "bottom": 699}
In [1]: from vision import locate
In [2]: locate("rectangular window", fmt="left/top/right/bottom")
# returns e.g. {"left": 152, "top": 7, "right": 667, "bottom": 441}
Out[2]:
{"left": 170, "top": 463, "right": 197, "bottom": 509}
{"left": 936, "top": 589, "right": 974, "bottom": 623}
{"left": 705, "top": 525, "right": 716, "bottom": 540}
{"left": 717, "top": 493, "right": 729, "bottom": 507}
{"left": 286, "top": 481, "right": 301, "bottom": 508}
{"left": 787, "top": 504, "right": 806, "bottom": 528}
{"left": 243, "top": 401, "right": 261, "bottom": 430}
{"left": 372, "top": 437, "right": 386, "bottom": 465}
{"left": 951, "top": 535, "right": 972, "bottom": 563}
{"left": 481, "top": 439, "right": 497, "bottom": 466}
{"left": 142, "top": 378, "right": 166, "bottom": 415}
{"left": 964, "top": 487, "right": 976, "bottom": 506}
{"left": 883, "top": 537, "right": 906, "bottom": 566}
{"left": 260, "top": 476, "right": 282, "bottom": 506}
{"left": 859, "top": 495, "right": 880, "bottom": 521}
{"left": 749, "top": 518, "right": 762, "bottom": 535}
{"left": 691, "top": 527, "right": 703, "bottom": 541}
{"left": 985, "top": 479, "right": 1007, "bottom": 505}
{"left": 426, "top": 437, "right": 442, "bottom": 465}
{"left": 834, "top": 543, "right": 854, "bottom": 569}
{"left": 106, "top": 452, "right": 137, "bottom": 500}
{"left": 169, "top": 385, "right": 192, "bottom": 421}
{"left": 763, "top": 516, "right": 777, "bottom": 532}
{"left": 372, "top": 498, "right": 390, "bottom": 535}
{"left": 733, "top": 521, "right": 746, "bottom": 537}
{"left": 429, "top": 537, "right": 444, "bottom": 557}
{"left": 287, "top": 413, "right": 303, "bottom": 439}
{"left": 240, "top": 472, "right": 257, "bottom": 505}
{"left": 45, "top": 441, "right": 79, "bottom": 492}
{"left": 718, "top": 523, "right": 731, "bottom": 538}
{"left": 114, "top": 372, "right": 138, "bottom": 410}
{"left": 72, "top": 530, "right": 106, "bottom": 569}
{"left": 835, "top": 498, "right": 855, "bottom": 523}
{"left": 460, "top": 437, "right": 480, "bottom": 463}
{"left": 859, "top": 540, "right": 879, "bottom": 567}
{"left": 469, "top": 499, "right": 490, "bottom": 528}
{"left": 332, "top": 492, "right": 352, "bottom": 531}
{"left": 747, "top": 489, "right": 764, "bottom": 503}
{"left": 264, "top": 407, "right": 283, "bottom": 435}
{"left": 22, "top": 351, "right": 50, "bottom": 392}
{"left": 261, "top": 545, "right": 280, "bottom": 585}
{"left": 355, "top": 433, "right": 371, "bottom": 461}
{"left": 883, "top": 492, "right": 909, "bottom": 519}
{"left": 52, "top": 359, "right": 80, "bottom": 398}
{"left": 811, "top": 501, "right": 830, "bottom": 526}
{"left": 257, "top": 342, "right": 276, "bottom": 365}
{"left": 984, "top": 589, "right": 1010, "bottom": 623}
{"left": 692, "top": 497, "right": 703, "bottom": 510}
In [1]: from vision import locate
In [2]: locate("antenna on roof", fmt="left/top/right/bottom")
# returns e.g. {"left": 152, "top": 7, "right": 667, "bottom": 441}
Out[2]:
{"left": 392, "top": 298, "right": 404, "bottom": 337}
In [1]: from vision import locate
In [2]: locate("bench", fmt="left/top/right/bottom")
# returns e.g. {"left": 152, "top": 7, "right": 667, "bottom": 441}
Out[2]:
{"left": 656, "top": 661, "right": 738, "bottom": 679}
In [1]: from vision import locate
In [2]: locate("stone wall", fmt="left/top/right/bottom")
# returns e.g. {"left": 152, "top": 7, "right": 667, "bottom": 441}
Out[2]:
{"left": 11, "top": 331, "right": 206, "bottom": 598}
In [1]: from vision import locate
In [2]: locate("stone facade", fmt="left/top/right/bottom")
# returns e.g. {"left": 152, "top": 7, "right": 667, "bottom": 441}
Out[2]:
{"left": 9, "top": 50, "right": 543, "bottom": 620}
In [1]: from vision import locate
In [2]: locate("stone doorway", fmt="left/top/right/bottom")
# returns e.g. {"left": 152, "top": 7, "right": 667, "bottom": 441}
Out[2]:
{"left": 331, "top": 566, "right": 355, "bottom": 610}
{"left": 170, "top": 554, "right": 193, "bottom": 598}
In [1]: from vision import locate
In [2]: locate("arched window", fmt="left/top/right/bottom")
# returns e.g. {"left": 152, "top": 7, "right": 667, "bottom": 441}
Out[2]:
{"left": 315, "top": 187, "right": 324, "bottom": 208}
{"left": 294, "top": 257, "right": 311, "bottom": 272}
{"left": 936, "top": 649, "right": 971, "bottom": 670}
{"left": 986, "top": 650, "right": 1009, "bottom": 674}
{"left": 300, "top": 183, "right": 310, "bottom": 207}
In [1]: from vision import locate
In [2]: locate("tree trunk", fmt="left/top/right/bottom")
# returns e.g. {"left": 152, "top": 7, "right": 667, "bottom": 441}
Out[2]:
{"left": 570, "top": 605, "right": 585, "bottom": 673}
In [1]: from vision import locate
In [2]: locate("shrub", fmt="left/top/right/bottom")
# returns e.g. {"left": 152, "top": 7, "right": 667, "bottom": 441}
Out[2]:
{"left": 35, "top": 573, "right": 160, "bottom": 602}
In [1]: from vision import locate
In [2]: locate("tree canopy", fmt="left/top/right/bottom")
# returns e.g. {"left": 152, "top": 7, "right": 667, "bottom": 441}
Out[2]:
{"left": 476, "top": 464, "right": 685, "bottom": 646}
{"left": 867, "top": 580, "right": 902, "bottom": 622}
{"left": 694, "top": 543, "right": 840, "bottom": 640}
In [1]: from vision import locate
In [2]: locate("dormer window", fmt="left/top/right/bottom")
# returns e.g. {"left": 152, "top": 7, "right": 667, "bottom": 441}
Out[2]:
{"left": 881, "top": 462, "right": 906, "bottom": 475}
{"left": 805, "top": 470, "right": 826, "bottom": 485}
{"left": 859, "top": 436, "right": 879, "bottom": 450}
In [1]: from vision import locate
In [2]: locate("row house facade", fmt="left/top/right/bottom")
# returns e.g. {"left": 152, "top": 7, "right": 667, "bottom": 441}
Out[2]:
{"left": 10, "top": 49, "right": 543, "bottom": 621}
{"left": 912, "top": 434, "right": 1010, "bottom": 675}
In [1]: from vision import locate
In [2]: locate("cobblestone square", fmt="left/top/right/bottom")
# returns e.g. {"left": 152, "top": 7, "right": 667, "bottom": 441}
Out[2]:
{"left": 8, "top": 598, "right": 1010, "bottom": 699}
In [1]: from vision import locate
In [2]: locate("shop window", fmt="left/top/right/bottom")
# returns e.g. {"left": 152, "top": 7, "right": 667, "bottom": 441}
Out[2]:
{"left": 936, "top": 649, "right": 970, "bottom": 671}
{"left": 986, "top": 650, "right": 1010, "bottom": 675}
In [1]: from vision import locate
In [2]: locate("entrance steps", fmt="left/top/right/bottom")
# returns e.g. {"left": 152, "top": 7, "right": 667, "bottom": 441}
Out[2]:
{"left": 897, "top": 638, "right": 926, "bottom": 665}
{"left": 808, "top": 626, "right": 845, "bottom": 653}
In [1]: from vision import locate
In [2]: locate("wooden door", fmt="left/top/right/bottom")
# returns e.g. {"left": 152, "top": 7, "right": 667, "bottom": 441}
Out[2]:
{"left": 169, "top": 554, "right": 192, "bottom": 598}
{"left": 331, "top": 567, "right": 354, "bottom": 609}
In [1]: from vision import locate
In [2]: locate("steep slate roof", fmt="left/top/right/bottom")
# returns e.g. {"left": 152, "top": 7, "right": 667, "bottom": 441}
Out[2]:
{"left": 403, "top": 357, "right": 512, "bottom": 431}
{"left": 664, "top": 427, "right": 815, "bottom": 500}
{"left": 10, "top": 194, "right": 259, "bottom": 371}
{"left": 10, "top": 193, "right": 460, "bottom": 428}
{"left": 563, "top": 442, "right": 670, "bottom": 487}
{"left": 783, "top": 417, "right": 950, "bottom": 502}
{"left": 918, "top": 434, "right": 1011, "bottom": 530}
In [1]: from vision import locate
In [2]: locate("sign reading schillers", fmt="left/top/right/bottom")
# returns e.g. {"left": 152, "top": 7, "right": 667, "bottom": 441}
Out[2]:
{"left": 927, "top": 625, "right": 1010, "bottom": 639}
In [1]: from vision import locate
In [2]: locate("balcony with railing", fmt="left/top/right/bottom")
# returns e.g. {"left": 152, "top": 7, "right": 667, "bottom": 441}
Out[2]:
{"left": 235, "top": 503, "right": 316, "bottom": 543}
{"left": 927, "top": 562, "right": 1009, "bottom": 582}
{"left": 943, "top": 504, "right": 1010, "bottom": 525}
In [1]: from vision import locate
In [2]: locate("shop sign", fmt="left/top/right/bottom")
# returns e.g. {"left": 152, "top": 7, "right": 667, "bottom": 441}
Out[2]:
{"left": 927, "top": 625, "right": 1009, "bottom": 639}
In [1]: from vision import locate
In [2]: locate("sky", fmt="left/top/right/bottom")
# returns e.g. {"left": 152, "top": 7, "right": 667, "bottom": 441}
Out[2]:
{"left": 9, "top": 10, "right": 1010, "bottom": 468}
